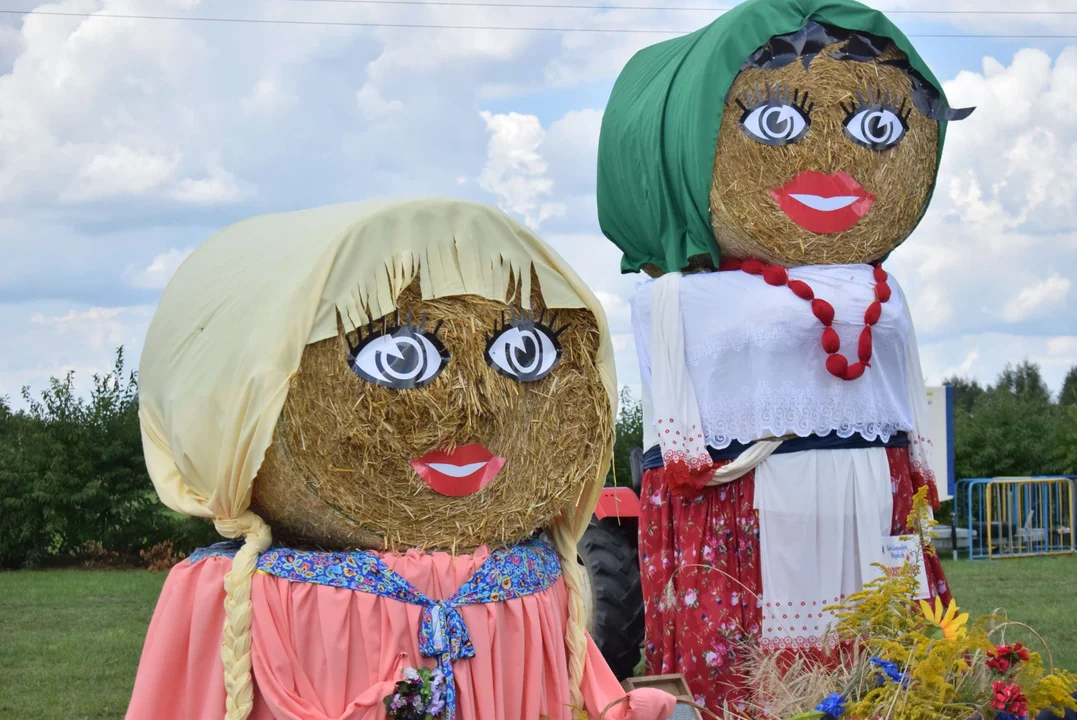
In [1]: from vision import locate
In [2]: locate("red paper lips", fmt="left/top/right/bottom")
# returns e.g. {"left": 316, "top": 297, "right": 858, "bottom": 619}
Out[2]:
{"left": 409, "top": 443, "right": 506, "bottom": 497}
{"left": 769, "top": 171, "right": 875, "bottom": 234}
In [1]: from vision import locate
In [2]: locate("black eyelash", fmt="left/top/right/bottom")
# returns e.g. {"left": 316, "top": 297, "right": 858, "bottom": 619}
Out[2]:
{"left": 840, "top": 88, "right": 912, "bottom": 125}
{"left": 345, "top": 309, "right": 444, "bottom": 355}
{"left": 487, "top": 305, "right": 571, "bottom": 343}
{"left": 734, "top": 82, "right": 815, "bottom": 119}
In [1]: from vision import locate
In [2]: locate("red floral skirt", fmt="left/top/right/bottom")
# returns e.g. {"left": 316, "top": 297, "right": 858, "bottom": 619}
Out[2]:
{"left": 638, "top": 445, "right": 952, "bottom": 712}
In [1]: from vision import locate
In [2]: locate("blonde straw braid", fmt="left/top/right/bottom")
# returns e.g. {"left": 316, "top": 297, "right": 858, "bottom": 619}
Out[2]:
{"left": 214, "top": 511, "right": 273, "bottom": 720}
{"left": 549, "top": 521, "right": 589, "bottom": 711}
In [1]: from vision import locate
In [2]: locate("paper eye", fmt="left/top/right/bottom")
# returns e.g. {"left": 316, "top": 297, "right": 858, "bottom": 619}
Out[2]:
{"left": 485, "top": 310, "right": 566, "bottom": 383}
{"left": 841, "top": 90, "right": 911, "bottom": 151}
{"left": 348, "top": 318, "right": 448, "bottom": 390}
{"left": 736, "top": 83, "right": 813, "bottom": 147}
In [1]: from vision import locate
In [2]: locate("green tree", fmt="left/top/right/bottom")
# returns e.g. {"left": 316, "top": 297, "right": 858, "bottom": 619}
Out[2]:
{"left": 993, "top": 360, "right": 1052, "bottom": 404}
{"left": 942, "top": 375, "right": 985, "bottom": 414}
{"left": 1053, "top": 403, "right": 1077, "bottom": 475}
{"left": 0, "top": 349, "right": 217, "bottom": 568}
{"left": 951, "top": 361, "right": 1065, "bottom": 481}
{"left": 1059, "top": 365, "right": 1077, "bottom": 406}
{"left": 606, "top": 387, "right": 643, "bottom": 488}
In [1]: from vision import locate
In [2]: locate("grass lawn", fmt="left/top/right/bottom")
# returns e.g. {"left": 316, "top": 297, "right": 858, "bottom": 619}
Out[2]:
{"left": 941, "top": 554, "right": 1077, "bottom": 674}
{"left": 0, "top": 569, "right": 167, "bottom": 720}
{"left": 0, "top": 556, "right": 1074, "bottom": 719}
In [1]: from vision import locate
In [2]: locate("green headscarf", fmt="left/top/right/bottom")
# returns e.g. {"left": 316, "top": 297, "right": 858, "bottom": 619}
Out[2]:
{"left": 596, "top": 0, "right": 951, "bottom": 275}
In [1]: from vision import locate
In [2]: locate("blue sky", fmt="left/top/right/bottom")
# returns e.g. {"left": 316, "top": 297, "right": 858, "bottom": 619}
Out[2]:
{"left": 1, "top": 0, "right": 1076, "bottom": 405}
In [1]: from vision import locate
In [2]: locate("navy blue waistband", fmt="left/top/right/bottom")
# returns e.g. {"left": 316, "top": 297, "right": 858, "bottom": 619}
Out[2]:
{"left": 641, "top": 431, "right": 909, "bottom": 470}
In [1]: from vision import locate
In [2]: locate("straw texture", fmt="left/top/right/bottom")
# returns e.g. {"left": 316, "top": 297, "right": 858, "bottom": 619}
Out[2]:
{"left": 709, "top": 44, "right": 938, "bottom": 266}
{"left": 254, "top": 277, "right": 611, "bottom": 552}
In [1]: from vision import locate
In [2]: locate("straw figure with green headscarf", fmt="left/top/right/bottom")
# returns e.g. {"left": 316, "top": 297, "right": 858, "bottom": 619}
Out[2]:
{"left": 597, "top": 0, "right": 973, "bottom": 711}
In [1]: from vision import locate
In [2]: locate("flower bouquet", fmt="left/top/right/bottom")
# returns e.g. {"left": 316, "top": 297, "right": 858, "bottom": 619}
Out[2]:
{"left": 384, "top": 666, "right": 448, "bottom": 720}
{"left": 744, "top": 488, "right": 1077, "bottom": 720}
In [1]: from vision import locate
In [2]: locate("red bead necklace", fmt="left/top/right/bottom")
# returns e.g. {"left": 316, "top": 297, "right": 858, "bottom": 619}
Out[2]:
{"left": 717, "top": 258, "right": 890, "bottom": 382}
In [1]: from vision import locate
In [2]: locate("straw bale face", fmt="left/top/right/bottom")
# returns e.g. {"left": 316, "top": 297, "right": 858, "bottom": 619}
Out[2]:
{"left": 709, "top": 42, "right": 939, "bottom": 267}
{"left": 251, "top": 278, "right": 610, "bottom": 552}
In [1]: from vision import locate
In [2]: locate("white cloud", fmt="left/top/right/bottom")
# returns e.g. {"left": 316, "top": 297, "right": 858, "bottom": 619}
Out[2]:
{"left": 939, "top": 350, "right": 980, "bottom": 379}
{"left": 475, "top": 108, "right": 608, "bottom": 240}
{"left": 611, "top": 332, "right": 633, "bottom": 353}
{"left": 0, "top": 300, "right": 154, "bottom": 402}
{"left": 30, "top": 305, "right": 154, "bottom": 351}
{"left": 543, "top": 109, "right": 604, "bottom": 195}
{"left": 169, "top": 164, "right": 247, "bottom": 205}
{"left": 1047, "top": 336, "right": 1077, "bottom": 356}
{"left": 356, "top": 83, "right": 404, "bottom": 121}
{"left": 938, "top": 48, "right": 1077, "bottom": 234}
{"left": 1, "top": 1, "right": 1075, "bottom": 406}
{"left": 594, "top": 290, "right": 632, "bottom": 325}
{"left": 478, "top": 110, "right": 566, "bottom": 229}
{"left": 241, "top": 77, "right": 297, "bottom": 114}
{"left": 888, "top": 46, "right": 1077, "bottom": 347}
{"left": 124, "top": 247, "right": 192, "bottom": 290}
{"left": 61, "top": 145, "right": 181, "bottom": 202}
{"left": 919, "top": 332, "right": 1077, "bottom": 392}
{"left": 905, "top": 282, "right": 954, "bottom": 335}
{"left": 1002, "top": 274, "right": 1071, "bottom": 322}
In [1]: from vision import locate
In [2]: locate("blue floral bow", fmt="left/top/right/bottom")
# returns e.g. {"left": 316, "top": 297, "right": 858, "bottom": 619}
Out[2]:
{"left": 192, "top": 538, "right": 562, "bottom": 719}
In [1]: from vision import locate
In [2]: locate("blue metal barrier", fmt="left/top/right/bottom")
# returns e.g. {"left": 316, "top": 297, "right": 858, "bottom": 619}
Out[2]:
{"left": 956, "top": 477, "right": 1075, "bottom": 560}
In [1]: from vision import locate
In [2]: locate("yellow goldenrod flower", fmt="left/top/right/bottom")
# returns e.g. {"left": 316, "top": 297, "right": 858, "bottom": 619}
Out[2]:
{"left": 919, "top": 597, "right": 969, "bottom": 641}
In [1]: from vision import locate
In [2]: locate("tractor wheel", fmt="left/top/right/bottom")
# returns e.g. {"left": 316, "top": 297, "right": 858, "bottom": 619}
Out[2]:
{"left": 578, "top": 517, "right": 645, "bottom": 681}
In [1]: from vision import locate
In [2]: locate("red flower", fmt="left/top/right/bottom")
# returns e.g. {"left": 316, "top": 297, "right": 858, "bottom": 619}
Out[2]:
{"left": 988, "top": 643, "right": 1032, "bottom": 675}
{"left": 992, "top": 681, "right": 1029, "bottom": 717}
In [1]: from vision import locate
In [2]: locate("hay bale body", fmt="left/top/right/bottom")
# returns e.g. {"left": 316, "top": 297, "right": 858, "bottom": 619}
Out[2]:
{"left": 709, "top": 43, "right": 938, "bottom": 267}
{"left": 253, "top": 280, "right": 610, "bottom": 552}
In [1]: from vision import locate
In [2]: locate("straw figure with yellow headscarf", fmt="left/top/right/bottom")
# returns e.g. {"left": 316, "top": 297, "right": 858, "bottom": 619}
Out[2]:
{"left": 597, "top": 0, "right": 975, "bottom": 712}
{"left": 126, "top": 199, "right": 674, "bottom": 720}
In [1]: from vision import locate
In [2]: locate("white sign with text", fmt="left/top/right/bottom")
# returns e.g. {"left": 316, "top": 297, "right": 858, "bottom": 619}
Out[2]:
{"left": 879, "top": 535, "right": 931, "bottom": 599}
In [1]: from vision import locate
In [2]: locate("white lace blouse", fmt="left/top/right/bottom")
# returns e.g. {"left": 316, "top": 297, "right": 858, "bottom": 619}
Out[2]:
{"left": 632, "top": 264, "right": 919, "bottom": 451}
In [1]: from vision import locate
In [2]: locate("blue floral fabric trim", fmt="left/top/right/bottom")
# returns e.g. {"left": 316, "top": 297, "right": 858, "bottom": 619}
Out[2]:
{"left": 188, "top": 541, "right": 243, "bottom": 564}
{"left": 187, "top": 538, "right": 561, "bottom": 719}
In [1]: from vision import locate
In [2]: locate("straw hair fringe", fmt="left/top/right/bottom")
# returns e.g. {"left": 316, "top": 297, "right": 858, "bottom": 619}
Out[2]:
{"left": 320, "top": 207, "right": 581, "bottom": 339}
{"left": 214, "top": 511, "right": 273, "bottom": 720}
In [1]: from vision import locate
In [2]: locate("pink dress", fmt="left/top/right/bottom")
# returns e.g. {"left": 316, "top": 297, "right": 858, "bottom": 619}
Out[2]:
{"left": 127, "top": 545, "right": 674, "bottom": 720}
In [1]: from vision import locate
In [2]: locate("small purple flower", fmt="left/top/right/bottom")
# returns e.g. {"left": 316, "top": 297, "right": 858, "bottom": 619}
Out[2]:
{"left": 385, "top": 665, "right": 450, "bottom": 719}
